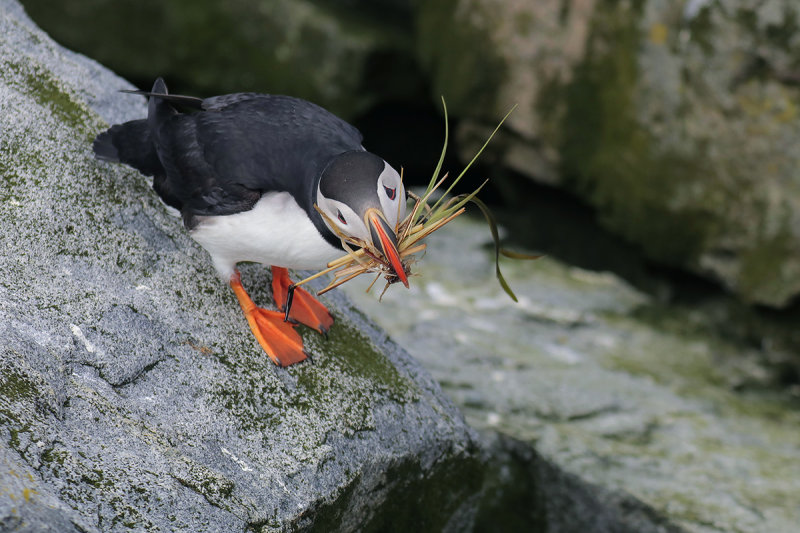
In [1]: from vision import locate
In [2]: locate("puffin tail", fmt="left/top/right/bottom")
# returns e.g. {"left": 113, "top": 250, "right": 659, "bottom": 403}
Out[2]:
{"left": 92, "top": 119, "right": 164, "bottom": 177}
{"left": 92, "top": 78, "right": 169, "bottom": 177}
{"left": 123, "top": 77, "right": 203, "bottom": 110}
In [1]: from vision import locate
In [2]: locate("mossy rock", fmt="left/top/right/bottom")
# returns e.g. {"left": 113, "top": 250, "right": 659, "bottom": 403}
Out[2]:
{"left": 417, "top": 0, "right": 800, "bottom": 307}
{"left": 342, "top": 215, "right": 800, "bottom": 533}
{"left": 0, "top": 2, "right": 481, "bottom": 530}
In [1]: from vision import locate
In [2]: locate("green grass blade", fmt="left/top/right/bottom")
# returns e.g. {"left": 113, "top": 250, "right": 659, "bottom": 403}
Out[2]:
{"left": 501, "top": 249, "right": 542, "bottom": 260}
{"left": 428, "top": 104, "right": 517, "bottom": 216}
{"left": 426, "top": 96, "right": 449, "bottom": 193}
{"left": 409, "top": 98, "right": 450, "bottom": 229}
{"left": 468, "top": 196, "right": 520, "bottom": 302}
{"left": 429, "top": 180, "right": 488, "bottom": 224}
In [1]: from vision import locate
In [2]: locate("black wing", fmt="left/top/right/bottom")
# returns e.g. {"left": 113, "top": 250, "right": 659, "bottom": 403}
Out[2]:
{"left": 153, "top": 93, "right": 364, "bottom": 221}
{"left": 95, "top": 78, "right": 364, "bottom": 224}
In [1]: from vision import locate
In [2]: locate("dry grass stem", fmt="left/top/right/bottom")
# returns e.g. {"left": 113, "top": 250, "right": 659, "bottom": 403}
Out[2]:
{"left": 293, "top": 100, "right": 528, "bottom": 301}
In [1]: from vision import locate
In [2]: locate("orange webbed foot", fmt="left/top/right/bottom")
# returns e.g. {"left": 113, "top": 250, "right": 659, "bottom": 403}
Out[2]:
{"left": 230, "top": 271, "right": 308, "bottom": 367}
{"left": 271, "top": 266, "right": 334, "bottom": 335}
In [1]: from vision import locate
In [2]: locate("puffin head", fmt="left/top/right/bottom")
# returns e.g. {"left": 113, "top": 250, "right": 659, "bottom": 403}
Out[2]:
{"left": 316, "top": 150, "right": 408, "bottom": 287}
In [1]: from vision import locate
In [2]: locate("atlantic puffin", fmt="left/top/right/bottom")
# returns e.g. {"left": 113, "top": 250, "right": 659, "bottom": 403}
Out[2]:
{"left": 94, "top": 78, "right": 407, "bottom": 367}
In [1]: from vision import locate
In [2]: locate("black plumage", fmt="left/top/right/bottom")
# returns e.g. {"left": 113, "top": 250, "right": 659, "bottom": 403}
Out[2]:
{"left": 93, "top": 78, "right": 363, "bottom": 243}
{"left": 318, "top": 151, "right": 387, "bottom": 218}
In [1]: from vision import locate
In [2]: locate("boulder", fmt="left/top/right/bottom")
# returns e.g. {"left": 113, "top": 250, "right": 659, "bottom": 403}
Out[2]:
{"left": 0, "top": 2, "right": 481, "bottom": 531}
{"left": 416, "top": 0, "right": 800, "bottom": 307}
{"left": 342, "top": 214, "right": 800, "bottom": 533}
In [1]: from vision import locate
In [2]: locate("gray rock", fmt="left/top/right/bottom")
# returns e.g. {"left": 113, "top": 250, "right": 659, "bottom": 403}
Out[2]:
{"left": 0, "top": 2, "right": 481, "bottom": 531}
{"left": 416, "top": 0, "right": 800, "bottom": 308}
{"left": 342, "top": 215, "right": 800, "bottom": 533}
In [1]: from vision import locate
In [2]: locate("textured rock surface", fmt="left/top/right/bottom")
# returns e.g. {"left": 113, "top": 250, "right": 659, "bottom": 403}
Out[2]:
{"left": 0, "top": 2, "right": 481, "bottom": 531}
{"left": 416, "top": 0, "right": 800, "bottom": 308}
{"left": 342, "top": 215, "right": 800, "bottom": 533}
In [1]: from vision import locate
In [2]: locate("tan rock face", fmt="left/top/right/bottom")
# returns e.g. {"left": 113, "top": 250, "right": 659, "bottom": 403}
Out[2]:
{"left": 417, "top": 0, "right": 800, "bottom": 307}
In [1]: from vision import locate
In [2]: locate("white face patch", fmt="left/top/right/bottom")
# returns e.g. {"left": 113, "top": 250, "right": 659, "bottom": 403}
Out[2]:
{"left": 316, "top": 191, "right": 372, "bottom": 243}
{"left": 376, "top": 163, "right": 406, "bottom": 231}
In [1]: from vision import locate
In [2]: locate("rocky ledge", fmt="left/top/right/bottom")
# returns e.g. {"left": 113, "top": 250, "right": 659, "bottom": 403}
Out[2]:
{"left": 0, "top": 2, "right": 480, "bottom": 531}
{"left": 343, "top": 215, "right": 800, "bottom": 533}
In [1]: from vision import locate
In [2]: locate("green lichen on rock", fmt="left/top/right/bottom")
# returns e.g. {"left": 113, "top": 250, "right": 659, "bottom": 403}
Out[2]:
{"left": 0, "top": 368, "right": 38, "bottom": 403}
{"left": 207, "top": 301, "right": 420, "bottom": 444}
{"left": 3, "top": 60, "right": 98, "bottom": 133}
{"left": 294, "top": 451, "right": 483, "bottom": 533}
{"left": 418, "top": 0, "right": 800, "bottom": 307}
{"left": 555, "top": 2, "right": 718, "bottom": 265}
{"left": 552, "top": 0, "right": 800, "bottom": 306}
{"left": 302, "top": 319, "right": 419, "bottom": 402}
{"left": 1, "top": 1, "right": 481, "bottom": 530}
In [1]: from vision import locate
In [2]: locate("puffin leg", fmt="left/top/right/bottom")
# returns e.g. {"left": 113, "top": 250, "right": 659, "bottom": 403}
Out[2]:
{"left": 229, "top": 270, "right": 308, "bottom": 367}
{"left": 271, "top": 266, "right": 334, "bottom": 336}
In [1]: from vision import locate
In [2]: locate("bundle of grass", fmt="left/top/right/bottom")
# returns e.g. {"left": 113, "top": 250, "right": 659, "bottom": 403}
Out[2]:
{"left": 284, "top": 101, "right": 537, "bottom": 317}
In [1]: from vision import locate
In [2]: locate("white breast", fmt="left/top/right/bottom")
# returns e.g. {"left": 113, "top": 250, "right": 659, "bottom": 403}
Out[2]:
{"left": 190, "top": 192, "right": 342, "bottom": 279}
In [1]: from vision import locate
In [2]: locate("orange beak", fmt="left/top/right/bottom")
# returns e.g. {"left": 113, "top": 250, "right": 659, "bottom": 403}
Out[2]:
{"left": 368, "top": 212, "right": 409, "bottom": 288}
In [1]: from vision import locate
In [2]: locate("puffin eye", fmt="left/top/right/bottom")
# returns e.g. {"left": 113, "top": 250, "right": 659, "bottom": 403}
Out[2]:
{"left": 337, "top": 210, "right": 347, "bottom": 224}
{"left": 384, "top": 186, "right": 396, "bottom": 201}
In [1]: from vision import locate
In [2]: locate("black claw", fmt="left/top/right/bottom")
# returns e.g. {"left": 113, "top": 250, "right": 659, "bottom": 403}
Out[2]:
{"left": 284, "top": 284, "right": 296, "bottom": 322}
{"left": 305, "top": 352, "right": 315, "bottom": 365}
